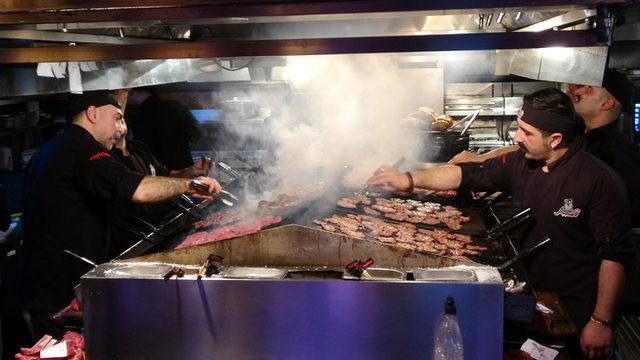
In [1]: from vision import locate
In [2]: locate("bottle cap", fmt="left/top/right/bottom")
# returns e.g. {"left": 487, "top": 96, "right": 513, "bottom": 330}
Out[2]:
{"left": 444, "top": 296, "right": 457, "bottom": 315}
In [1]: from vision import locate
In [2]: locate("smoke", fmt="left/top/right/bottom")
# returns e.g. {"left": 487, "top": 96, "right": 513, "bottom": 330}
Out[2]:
{"left": 218, "top": 53, "right": 444, "bottom": 205}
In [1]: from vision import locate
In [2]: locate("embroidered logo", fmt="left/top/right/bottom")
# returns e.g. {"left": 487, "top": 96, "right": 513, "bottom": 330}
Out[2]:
{"left": 553, "top": 198, "right": 581, "bottom": 218}
{"left": 89, "top": 151, "right": 111, "bottom": 161}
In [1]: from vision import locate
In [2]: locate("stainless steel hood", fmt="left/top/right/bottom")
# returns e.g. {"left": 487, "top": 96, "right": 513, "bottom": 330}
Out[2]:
{"left": 0, "top": 1, "right": 626, "bottom": 97}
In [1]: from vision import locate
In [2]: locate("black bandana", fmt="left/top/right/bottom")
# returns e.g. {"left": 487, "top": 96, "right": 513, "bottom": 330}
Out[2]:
{"left": 518, "top": 101, "right": 577, "bottom": 135}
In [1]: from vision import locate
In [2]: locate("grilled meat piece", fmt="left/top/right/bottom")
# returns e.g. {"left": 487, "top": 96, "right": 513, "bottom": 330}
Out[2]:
{"left": 363, "top": 206, "right": 380, "bottom": 216}
{"left": 337, "top": 197, "right": 358, "bottom": 209}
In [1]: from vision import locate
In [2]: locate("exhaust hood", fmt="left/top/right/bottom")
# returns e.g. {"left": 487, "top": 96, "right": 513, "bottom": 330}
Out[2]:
{"left": 0, "top": 1, "right": 625, "bottom": 97}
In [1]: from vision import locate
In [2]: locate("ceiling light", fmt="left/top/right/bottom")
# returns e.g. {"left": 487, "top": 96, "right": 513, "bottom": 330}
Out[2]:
{"left": 497, "top": 12, "right": 505, "bottom": 24}
{"left": 515, "top": 12, "right": 523, "bottom": 21}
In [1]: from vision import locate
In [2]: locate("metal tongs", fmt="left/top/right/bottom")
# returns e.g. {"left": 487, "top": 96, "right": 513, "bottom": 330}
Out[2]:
{"left": 448, "top": 110, "right": 481, "bottom": 136}
{"left": 485, "top": 208, "right": 533, "bottom": 241}
{"left": 197, "top": 254, "right": 224, "bottom": 279}
{"left": 190, "top": 179, "right": 238, "bottom": 207}
{"left": 345, "top": 257, "right": 375, "bottom": 279}
{"left": 498, "top": 236, "right": 552, "bottom": 271}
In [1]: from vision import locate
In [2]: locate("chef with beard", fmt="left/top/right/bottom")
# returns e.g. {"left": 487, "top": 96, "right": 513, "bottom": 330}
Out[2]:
{"left": 367, "top": 88, "right": 636, "bottom": 359}
{"left": 17, "top": 91, "right": 222, "bottom": 339}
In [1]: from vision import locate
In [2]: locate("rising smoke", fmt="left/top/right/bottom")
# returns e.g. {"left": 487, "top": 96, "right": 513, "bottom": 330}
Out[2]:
{"left": 220, "top": 53, "right": 444, "bottom": 207}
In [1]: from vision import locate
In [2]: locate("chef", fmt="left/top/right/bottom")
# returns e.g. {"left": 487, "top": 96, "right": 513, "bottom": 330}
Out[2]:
{"left": 17, "top": 91, "right": 222, "bottom": 338}
{"left": 367, "top": 88, "right": 636, "bottom": 359}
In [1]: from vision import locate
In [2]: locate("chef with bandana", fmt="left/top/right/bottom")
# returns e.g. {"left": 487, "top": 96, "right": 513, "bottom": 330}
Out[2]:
{"left": 367, "top": 88, "right": 637, "bottom": 359}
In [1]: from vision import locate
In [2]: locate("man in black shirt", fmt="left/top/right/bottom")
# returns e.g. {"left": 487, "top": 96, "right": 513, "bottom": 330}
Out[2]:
{"left": 367, "top": 88, "right": 636, "bottom": 359}
{"left": 126, "top": 87, "right": 202, "bottom": 178}
{"left": 568, "top": 69, "right": 640, "bottom": 227}
{"left": 109, "top": 116, "right": 173, "bottom": 257}
{"left": 18, "top": 91, "right": 222, "bottom": 338}
{"left": 449, "top": 69, "right": 640, "bottom": 227}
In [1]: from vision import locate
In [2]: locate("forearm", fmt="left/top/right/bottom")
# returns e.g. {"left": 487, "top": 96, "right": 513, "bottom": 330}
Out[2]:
{"left": 592, "top": 259, "right": 626, "bottom": 321}
{"left": 131, "top": 176, "right": 190, "bottom": 202}
{"left": 411, "top": 165, "right": 462, "bottom": 190}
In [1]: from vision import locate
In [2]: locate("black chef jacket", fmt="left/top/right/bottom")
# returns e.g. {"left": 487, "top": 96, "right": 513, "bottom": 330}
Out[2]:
{"left": 459, "top": 146, "right": 635, "bottom": 329}
{"left": 19, "top": 124, "right": 145, "bottom": 314}
{"left": 584, "top": 122, "right": 640, "bottom": 227}
{"left": 130, "top": 95, "right": 197, "bottom": 172}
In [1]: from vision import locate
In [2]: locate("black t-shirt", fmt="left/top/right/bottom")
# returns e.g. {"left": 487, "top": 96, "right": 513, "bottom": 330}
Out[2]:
{"left": 109, "top": 140, "right": 171, "bottom": 258}
{"left": 459, "top": 147, "right": 635, "bottom": 328}
{"left": 131, "top": 96, "right": 197, "bottom": 172}
{"left": 20, "top": 124, "right": 145, "bottom": 313}
{"left": 110, "top": 140, "right": 168, "bottom": 177}
{"left": 584, "top": 123, "right": 640, "bottom": 227}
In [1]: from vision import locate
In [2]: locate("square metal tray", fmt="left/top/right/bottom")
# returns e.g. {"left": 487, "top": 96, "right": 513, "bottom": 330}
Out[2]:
{"left": 412, "top": 268, "right": 477, "bottom": 282}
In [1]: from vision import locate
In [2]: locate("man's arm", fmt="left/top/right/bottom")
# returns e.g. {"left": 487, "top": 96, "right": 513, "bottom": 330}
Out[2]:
{"left": 131, "top": 176, "right": 221, "bottom": 202}
{"left": 580, "top": 260, "right": 626, "bottom": 359}
{"left": 448, "top": 145, "right": 519, "bottom": 165}
{"left": 366, "top": 164, "right": 462, "bottom": 192}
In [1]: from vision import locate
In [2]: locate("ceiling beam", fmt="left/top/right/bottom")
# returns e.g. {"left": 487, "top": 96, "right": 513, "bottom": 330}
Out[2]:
{"left": 0, "top": 0, "right": 626, "bottom": 25}
{"left": 0, "top": 30, "right": 603, "bottom": 64}
{"left": 0, "top": 29, "right": 171, "bottom": 44}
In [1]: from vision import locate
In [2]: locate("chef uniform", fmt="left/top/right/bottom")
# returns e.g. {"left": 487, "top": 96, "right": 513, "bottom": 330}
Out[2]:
{"left": 458, "top": 100, "right": 636, "bottom": 330}
{"left": 18, "top": 93, "right": 145, "bottom": 337}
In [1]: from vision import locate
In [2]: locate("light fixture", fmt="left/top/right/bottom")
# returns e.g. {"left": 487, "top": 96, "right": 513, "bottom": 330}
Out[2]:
{"left": 515, "top": 12, "right": 523, "bottom": 21}
{"left": 497, "top": 12, "right": 505, "bottom": 24}
{"left": 118, "top": 28, "right": 124, "bottom": 39}
{"left": 61, "top": 24, "right": 68, "bottom": 33}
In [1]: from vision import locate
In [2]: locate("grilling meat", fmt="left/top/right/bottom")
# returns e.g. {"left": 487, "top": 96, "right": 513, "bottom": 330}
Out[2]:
{"left": 177, "top": 215, "right": 282, "bottom": 249}
{"left": 194, "top": 209, "right": 243, "bottom": 230}
{"left": 337, "top": 197, "right": 358, "bottom": 209}
{"left": 336, "top": 192, "right": 470, "bottom": 231}
{"left": 258, "top": 193, "right": 302, "bottom": 212}
{"left": 314, "top": 213, "right": 486, "bottom": 259}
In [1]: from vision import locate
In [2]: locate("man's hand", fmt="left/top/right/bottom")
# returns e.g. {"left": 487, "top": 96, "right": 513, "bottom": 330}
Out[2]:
{"left": 366, "top": 165, "right": 409, "bottom": 192}
{"left": 189, "top": 177, "right": 222, "bottom": 199}
{"left": 448, "top": 150, "right": 483, "bottom": 165}
{"left": 580, "top": 320, "right": 612, "bottom": 359}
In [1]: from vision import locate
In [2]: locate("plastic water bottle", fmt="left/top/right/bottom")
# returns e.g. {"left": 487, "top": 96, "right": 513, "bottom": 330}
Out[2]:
{"left": 432, "top": 296, "right": 464, "bottom": 360}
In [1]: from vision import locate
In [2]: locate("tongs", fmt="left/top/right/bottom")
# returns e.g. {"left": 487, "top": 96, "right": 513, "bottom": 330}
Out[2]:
{"left": 190, "top": 179, "right": 238, "bottom": 207}
{"left": 498, "top": 236, "right": 551, "bottom": 271}
{"left": 447, "top": 110, "right": 480, "bottom": 135}
{"left": 485, "top": 208, "right": 533, "bottom": 241}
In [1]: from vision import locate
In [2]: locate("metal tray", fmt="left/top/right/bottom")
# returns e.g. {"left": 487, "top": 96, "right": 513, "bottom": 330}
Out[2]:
{"left": 104, "top": 263, "right": 174, "bottom": 278}
{"left": 412, "top": 268, "right": 477, "bottom": 282}
{"left": 222, "top": 267, "right": 287, "bottom": 279}
{"left": 342, "top": 267, "right": 406, "bottom": 281}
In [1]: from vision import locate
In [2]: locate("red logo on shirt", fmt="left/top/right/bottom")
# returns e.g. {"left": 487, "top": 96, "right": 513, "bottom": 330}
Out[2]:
{"left": 89, "top": 152, "right": 111, "bottom": 161}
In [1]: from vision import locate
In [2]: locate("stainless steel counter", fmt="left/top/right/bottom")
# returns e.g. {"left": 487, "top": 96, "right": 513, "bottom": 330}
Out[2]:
{"left": 81, "top": 225, "right": 504, "bottom": 360}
